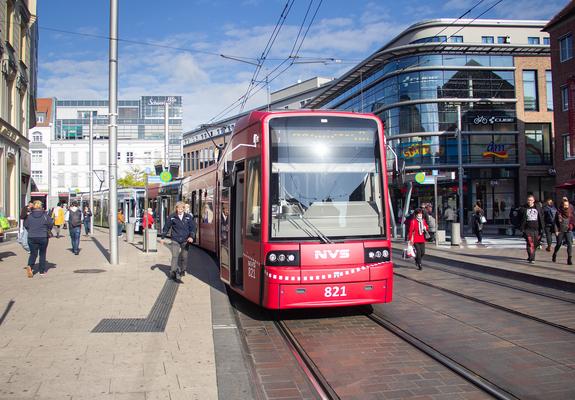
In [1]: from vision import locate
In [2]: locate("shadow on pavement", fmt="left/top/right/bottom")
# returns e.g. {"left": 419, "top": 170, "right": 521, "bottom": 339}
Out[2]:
{"left": 0, "top": 251, "right": 16, "bottom": 261}
{"left": 151, "top": 263, "right": 172, "bottom": 279}
{"left": 90, "top": 236, "right": 110, "bottom": 262}
{"left": 0, "top": 300, "right": 15, "bottom": 326}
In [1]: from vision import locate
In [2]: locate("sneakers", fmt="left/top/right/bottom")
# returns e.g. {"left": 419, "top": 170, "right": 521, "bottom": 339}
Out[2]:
{"left": 39, "top": 272, "right": 46, "bottom": 276}
{"left": 25, "top": 266, "right": 33, "bottom": 278}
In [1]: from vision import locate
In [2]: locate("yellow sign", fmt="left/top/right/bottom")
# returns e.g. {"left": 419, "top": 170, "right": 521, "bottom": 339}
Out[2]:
{"left": 415, "top": 172, "right": 426, "bottom": 184}
{"left": 160, "top": 171, "right": 172, "bottom": 183}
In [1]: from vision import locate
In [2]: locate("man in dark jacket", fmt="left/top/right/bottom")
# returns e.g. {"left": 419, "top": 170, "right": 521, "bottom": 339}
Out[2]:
{"left": 160, "top": 201, "right": 196, "bottom": 283}
{"left": 542, "top": 198, "right": 557, "bottom": 251}
{"left": 520, "top": 195, "right": 544, "bottom": 264}
{"left": 24, "top": 201, "right": 54, "bottom": 277}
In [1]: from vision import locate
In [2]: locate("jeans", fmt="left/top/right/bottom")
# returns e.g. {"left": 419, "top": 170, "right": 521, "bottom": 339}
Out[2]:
{"left": 170, "top": 241, "right": 189, "bottom": 276}
{"left": 28, "top": 237, "right": 49, "bottom": 273}
{"left": 70, "top": 227, "right": 81, "bottom": 253}
{"left": 554, "top": 231, "right": 573, "bottom": 258}
{"left": 524, "top": 230, "right": 540, "bottom": 261}
{"left": 414, "top": 242, "right": 425, "bottom": 267}
{"left": 54, "top": 224, "right": 62, "bottom": 238}
{"left": 83, "top": 220, "right": 91, "bottom": 235}
{"left": 544, "top": 224, "right": 555, "bottom": 247}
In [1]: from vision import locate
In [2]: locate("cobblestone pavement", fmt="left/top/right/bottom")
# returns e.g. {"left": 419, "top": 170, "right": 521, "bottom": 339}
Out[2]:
{"left": 0, "top": 229, "right": 218, "bottom": 400}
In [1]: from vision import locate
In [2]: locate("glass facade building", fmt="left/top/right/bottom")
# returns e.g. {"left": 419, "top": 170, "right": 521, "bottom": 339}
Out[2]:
{"left": 54, "top": 96, "right": 183, "bottom": 165}
{"left": 310, "top": 19, "right": 553, "bottom": 228}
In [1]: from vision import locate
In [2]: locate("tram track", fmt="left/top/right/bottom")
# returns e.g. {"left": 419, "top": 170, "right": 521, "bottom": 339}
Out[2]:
{"left": 394, "top": 270, "right": 575, "bottom": 335}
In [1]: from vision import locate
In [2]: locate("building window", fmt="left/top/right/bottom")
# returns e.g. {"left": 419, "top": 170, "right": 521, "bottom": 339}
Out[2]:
{"left": 126, "top": 152, "right": 134, "bottom": 163}
{"left": 71, "top": 152, "right": 79, "bottom": 165}
{"left": 481, "top": 36, "right": 494, "bottom": 44}
{"left": 560, "top": 34, "right": 573, "bottom": 62}
{"left": 543, "top": 37, "right": 550, "bottom": 45}
{"left": 58, "top": 152, "right": 65, "bottom": 165}
{"left": 450, "top": 36, "right": 463, "bottom": 43}
{"left": 497, "top": 36, "right": 509, "bottom": 44}
{"left": 191, "top": 153, "right": 195, "bottom": 171}
{"left": 564, "top": 134, "right": 574, "bottom": 159}
{"left": 523, "top": 70, "right": 538, "bottom": 111}
{"left": 545, "top": 70, "right": 553, "bottom": 111}
{"left": 57, "top": 173, "right": 65, "bottom": 187}
{"left": 71, "top": 173, "right": 78, "bottom": 187}
{"left": 31, "top": 150, "right": 42, "bottom": 162}
{"left": 562, "top": 86, "right": 569, "bottom": 111}
{"left": 36, "top": 113, "right": 46, "bottom": 124}
{"left": 32, "top": 131, "right": 42, "bottom": 142}
{"left": 525, "top": 124, "right": 552, "bottom": 165}
{"left": 528, "top": 37, "right": 540, "bottom": 45}
{"left": 32, "top": 170, "right": 43, "bottom": 185}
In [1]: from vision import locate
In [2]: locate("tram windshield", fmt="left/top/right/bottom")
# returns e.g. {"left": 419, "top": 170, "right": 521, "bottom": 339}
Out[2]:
{"left": 269, "top": 116, "right": 386, "bottom": 240}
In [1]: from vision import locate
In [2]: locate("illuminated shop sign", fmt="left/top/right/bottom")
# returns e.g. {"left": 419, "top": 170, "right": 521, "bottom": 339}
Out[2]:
{"left": 482, "top": 141, "right": 508, "bottom": 159}
{"left": 473, "top": 115, "right": 515, "bottom": 125}
{"left": 403, "top": 143, "right": 431, "bottom": 159}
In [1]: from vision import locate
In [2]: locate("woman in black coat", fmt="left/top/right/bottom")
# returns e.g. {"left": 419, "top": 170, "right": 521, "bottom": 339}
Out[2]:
{"left": 24, "top": 201, "right": 54, "bottom": 277}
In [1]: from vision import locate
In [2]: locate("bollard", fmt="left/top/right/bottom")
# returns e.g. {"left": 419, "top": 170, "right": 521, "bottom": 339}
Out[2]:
{"left": 436, "top": 230, "right": 446, "bottom": 244}
{"left": 450, "top": 222, "right": 461, "bottom": 246}
{"left": 145, "top": 229, "right": 157, "bottom": 252}
{"left": 125, "top": 222, "right": 135, "bottom": 243}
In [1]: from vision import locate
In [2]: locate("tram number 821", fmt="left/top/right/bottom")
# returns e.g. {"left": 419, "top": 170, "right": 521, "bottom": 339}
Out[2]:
{"left": 324, "top": 286, "right": 347, "bottom": 297}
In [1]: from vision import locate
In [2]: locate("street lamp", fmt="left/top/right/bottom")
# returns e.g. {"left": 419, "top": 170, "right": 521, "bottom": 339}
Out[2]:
{"left": 456, "top": 104, "right": 464, "bottom": 240}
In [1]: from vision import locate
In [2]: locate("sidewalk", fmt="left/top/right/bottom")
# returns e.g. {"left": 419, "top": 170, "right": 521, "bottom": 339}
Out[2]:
{"left": 0, "top": 228, "right": 220, "bottom": 399}
{"left": 393, "top": 235, "right": 575, "bottom": 290}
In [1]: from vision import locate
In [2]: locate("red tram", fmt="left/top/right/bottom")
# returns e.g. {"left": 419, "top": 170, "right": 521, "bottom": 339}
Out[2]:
{"left": 182, "top": 110, "right": 393, "bottom": 309}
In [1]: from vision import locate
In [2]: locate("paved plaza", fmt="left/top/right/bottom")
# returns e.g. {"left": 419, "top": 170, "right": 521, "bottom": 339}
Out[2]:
{"left": 0, "top": 229, "right": 219, "bottom": 400}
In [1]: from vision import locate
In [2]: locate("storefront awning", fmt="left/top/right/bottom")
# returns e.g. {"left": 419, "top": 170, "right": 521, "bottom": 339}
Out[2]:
{"left": 556, "top": 179, "right": 575, "bottom": 189}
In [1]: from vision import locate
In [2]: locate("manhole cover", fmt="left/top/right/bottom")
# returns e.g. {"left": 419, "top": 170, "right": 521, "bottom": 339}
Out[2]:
{"left": 73, "top": 269, "right": 106, "bottom": 274}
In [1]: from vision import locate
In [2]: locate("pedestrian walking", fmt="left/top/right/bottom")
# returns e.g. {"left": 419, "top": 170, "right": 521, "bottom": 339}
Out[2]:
{"left": 160, "top": 201, "right": 196, "bottom": 283}
{"left": 62, "top": 203, "right": 68, "bottom": 230}
{"left": 424, "top": 204, "right": 436, "bottom": 242}
{"left": 82, "top": 205, "right": 92, "bottom": 236}
{"left": 444, "top": 205, "right": 455, "bottom": 236}
{"left": 142, "top": 208, "right": 155, "bottom": 230}
{"left": 542, "top": 198, "right": 557, "bottom": 251}
{"left": 67, "top": 202, "right": 82, "bottom": 255}
{"left": 520, "top": 195, "right": 544, "bottom": 264}
{"left": 51, "top": 203, "right": 65, "bottom": 238}
{"left": 407, "top": 208, "right": 429, "bottom": 270}
{"left": 117, "top": 209, "right": 125, "bottom": 237}
{"left": 23, "top": 201, "right": 53, "bottom": 277}
{"left": 552, "top": 198, "right": 574, "bottom": 265}
{"left": 472, "top": 201, "right": 485, "bottom": 244}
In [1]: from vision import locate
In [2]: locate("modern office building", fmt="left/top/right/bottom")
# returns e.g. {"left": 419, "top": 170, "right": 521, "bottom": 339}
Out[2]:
{"left": 309, "top": 19, "right": 553, "bottom": 227}
{"left": 182, "top": 77, "right": 332, "bottom": 177}
{"left": 30, "top": 96, "right": 182, "bottom": 207}
{"left": 544, "top": 2, "right": 575, "bottom": 199}
{"left": 0, "top": 0, "right": 38, "bottom": 226}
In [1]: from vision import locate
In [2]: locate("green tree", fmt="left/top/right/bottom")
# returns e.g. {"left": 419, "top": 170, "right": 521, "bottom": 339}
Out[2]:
{"left": 117, "top": 167, "right": 146, "bottom": 188}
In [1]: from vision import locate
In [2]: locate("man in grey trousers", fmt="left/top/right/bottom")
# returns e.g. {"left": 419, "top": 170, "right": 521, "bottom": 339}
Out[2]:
{"left": 160, "top": 202, "right": 196, "bottom": 283}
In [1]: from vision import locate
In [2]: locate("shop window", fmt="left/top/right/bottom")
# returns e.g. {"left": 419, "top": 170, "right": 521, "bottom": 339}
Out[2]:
{"left": 522, "top": 70, "right": 538, "bottom": 111}
{"left": 545, "top": 71, "right": 553, "bottom": 111}
{"left": 525, "top": 124, "right": 552, "bottom": 165}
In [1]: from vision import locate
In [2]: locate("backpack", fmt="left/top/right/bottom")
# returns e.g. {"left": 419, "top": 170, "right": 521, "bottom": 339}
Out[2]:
{"left": 70, "top": 210, "right": 82, "bottom": 228}
{"left": 543, "top": 206, "right": 556, "bottom": 225}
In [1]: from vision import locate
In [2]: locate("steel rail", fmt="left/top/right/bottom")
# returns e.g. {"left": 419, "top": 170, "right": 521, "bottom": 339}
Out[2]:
{"left": 367, "top": 313, "right": 519, "bottom": 400}
{"left": 274, "top": 320, "right": 340, "bottom": 400}
{"left": 391, "top": 248, "right": 575, "bottom": 304}
{"left": 394, "top": 271, "right": 575, "bottom": 335}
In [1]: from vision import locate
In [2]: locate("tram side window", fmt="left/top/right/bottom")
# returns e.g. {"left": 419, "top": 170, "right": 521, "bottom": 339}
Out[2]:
{"left": 202, "top": 188, "right": 214, "bottom": 223}
{"left": 245, "top": 158, "right": 261, "bottom": 239}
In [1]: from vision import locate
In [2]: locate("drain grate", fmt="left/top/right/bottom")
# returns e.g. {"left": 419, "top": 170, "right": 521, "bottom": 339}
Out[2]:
{"left": 74, "top": 269, "right": 106, "bottom": 273}
{"left": 92, "top": 278, "right": 179, "bottom": 333}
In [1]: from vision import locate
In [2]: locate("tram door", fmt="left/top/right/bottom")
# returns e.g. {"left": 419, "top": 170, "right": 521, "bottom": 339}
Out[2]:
{"left": 230, "top": 163, "right": 245, "bottom": 288}
{"left": 219, "top": 187, "right": 231, "bottom": 283}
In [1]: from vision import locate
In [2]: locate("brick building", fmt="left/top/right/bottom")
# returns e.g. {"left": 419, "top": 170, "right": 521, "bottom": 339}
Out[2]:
{"left": 544, "top": 1, "right": 575, "bottom": 199}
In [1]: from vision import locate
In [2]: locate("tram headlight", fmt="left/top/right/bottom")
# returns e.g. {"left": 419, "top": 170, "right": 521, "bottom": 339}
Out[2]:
{"left": 364, "top": 247, "right": 391, "bottom": 263}
{"left": 266, "top": 251, "right": 300, "bottom": 266}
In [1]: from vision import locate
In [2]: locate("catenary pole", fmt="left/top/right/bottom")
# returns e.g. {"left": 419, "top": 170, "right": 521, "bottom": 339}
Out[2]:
{"left": 456, "top": 104, "right": 464, "bottom": 240}
{"left": 89, "top": 111, "right": 94, "bottom": 235}
{"left": 108, "top": 0, "right": 119, "bottom": 264}
{"left": 164, "top": 101, "right": 169, "bottom": 170}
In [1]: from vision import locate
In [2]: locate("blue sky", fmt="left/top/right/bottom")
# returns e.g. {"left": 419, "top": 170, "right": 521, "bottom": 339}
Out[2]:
{"left": 37, "top": 0, "right": 565, "bottom": 130}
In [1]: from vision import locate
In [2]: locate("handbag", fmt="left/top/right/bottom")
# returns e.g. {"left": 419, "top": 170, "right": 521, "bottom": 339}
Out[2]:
{"left": 404, "top": 243, "right": 416, "bottom": 258}
{"left": 480, "top": 215, "right": 487, "bottom": 224}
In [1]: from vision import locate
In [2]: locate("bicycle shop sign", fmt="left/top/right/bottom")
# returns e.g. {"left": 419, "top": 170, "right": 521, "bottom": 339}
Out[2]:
{"left": 473, "top": 115, "right": 515, "bottom": 125}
